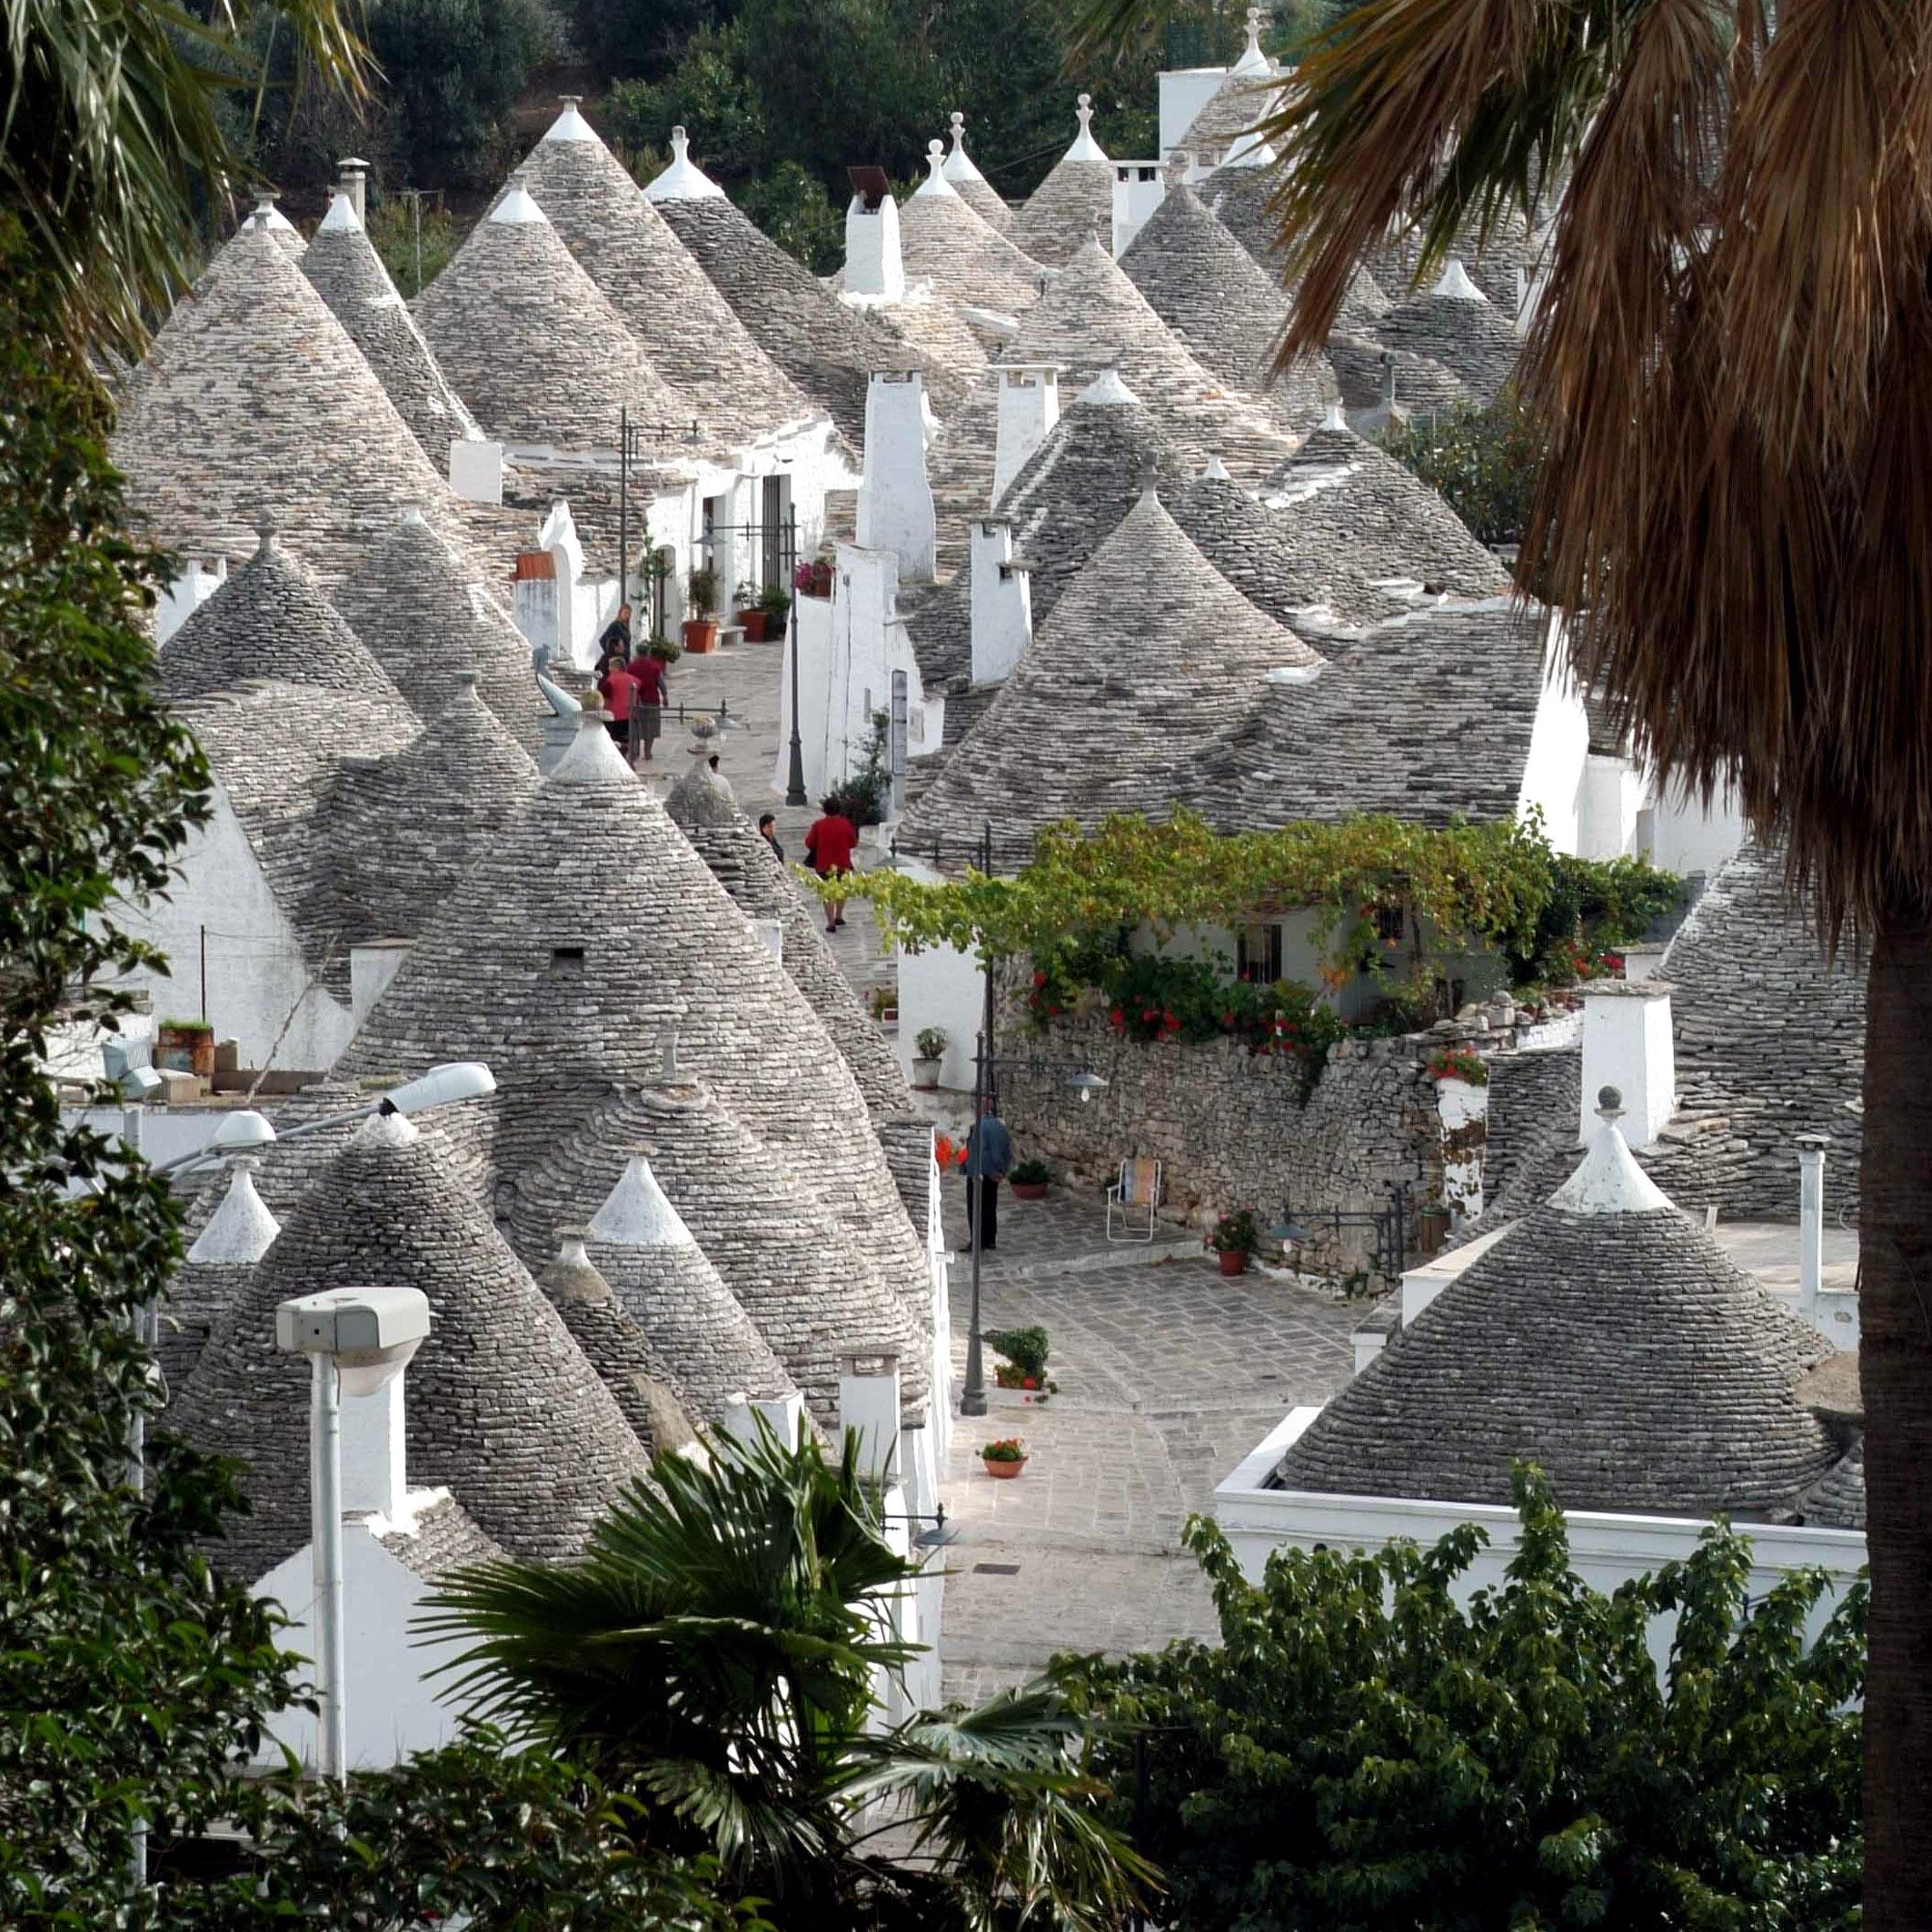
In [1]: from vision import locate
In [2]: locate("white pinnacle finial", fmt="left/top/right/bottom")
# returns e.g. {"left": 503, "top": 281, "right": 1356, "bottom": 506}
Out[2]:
{"left": 317, "top": 189, "right": 362, "bottom": 234}
{"left": 254, "top": 512, "right": 278, "bottom": 553}
{"left": 544, "top": 95, "right": 597, "bottom": 144}
{"left": 1078, "top": 93, "right": 1092, "bottom": 131}
{"left": 1065, "top": 92, "right": 1108, "bottom": 162}
{"left": 1321, "top": 399, "right": 1348, "bottom": 431}
{"left": 645, "top": 125, "right": 726, "bottom": 201}
{"left": 489, "top": 184, "right": 547, "bottom": 226}
{"left": 1231, "top": 5, "right": 1272, "bottom": 75}
{"left": 1199, "top": 454, "right": 1232, "bottom": 482}
{"left": 1549, "top": 1084, "right": 1673, "bottom": 1215}
{"left": 916, "top": 137, "right": 958, "bottom": 198}
{"left": 1434, "top": 257, "right": 1486, "bottom": 301}
{"left": 185, "top": 1155, "right": 281, "bottom": 1265}
{"left": 950, "top": 110, "right": 966, "bottom": 151}
{"left": 589, "top": 1149, "right": 697, "bottom": 1249}
{"left": 943, "top": 109, "right": 990, "bottom": 186}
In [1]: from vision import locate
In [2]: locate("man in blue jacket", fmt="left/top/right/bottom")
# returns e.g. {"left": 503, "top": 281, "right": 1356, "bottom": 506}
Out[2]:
{"left": 964, "top": 1101, "right": 1012, "bottom": 1252}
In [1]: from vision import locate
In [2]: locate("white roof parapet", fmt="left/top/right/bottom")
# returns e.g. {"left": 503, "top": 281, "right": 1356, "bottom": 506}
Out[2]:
{"left": 316, "top": 191, "right": 362, "bottom": 235}
{"left": 590, "top": 1149, "right": 700, "bottom": 1250}
{"left": 1078, "top": 367, "right": 1141, "bottom": 407}
{"left": 1064, "top": 93, "right": 1109, "bottom": 162}
{"left": 645, "top": 125, "right": 727, "bottom": 202}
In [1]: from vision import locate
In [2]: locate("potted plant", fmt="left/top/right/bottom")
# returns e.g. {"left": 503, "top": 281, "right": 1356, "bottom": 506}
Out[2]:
{"left": 731, "top": 582, "right": 767, "bottom": 642}
{"left": 1009, "top": 1158, "right": 1051, "bottom": 1201}
{"left": 155, "top": 1016, "right": 215, "bottom": 1080}
{"left": 988, "top": 1326, "right": 1056, "bottom": 1403}
{"left": 759, "top": 583, "right": 792, "bottom": 637}
{"left": 911, "top": 1026, "right": 946, "bottom": 1089}
{"left": 1210, "top": 1206, "right": 1259, "bottom": 1277}
{"left": 646, "top": 631, "right": 682, "bottom": 663}
{"left": 682, "top": 564, "right": 720, "bottom": 652}
{"left": 981, "top": 1437, "right": 1028, "bottom": 1479}
{"left": 794, "top": 557, "right": 833, "bottom": 600}
{"left": 868, "top": 984, "right": 898, "bottom": 1023}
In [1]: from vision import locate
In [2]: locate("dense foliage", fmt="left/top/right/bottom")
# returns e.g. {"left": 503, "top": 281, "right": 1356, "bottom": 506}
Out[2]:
{"left": 1067, "top": 1469, "right": 1867, "bottom": 1931}
{"left": 1379, "top": 392, "right": 1548, "bottom": 549}
{"left": 426, "top": 1424, "right": 1155, "bottom": 1927}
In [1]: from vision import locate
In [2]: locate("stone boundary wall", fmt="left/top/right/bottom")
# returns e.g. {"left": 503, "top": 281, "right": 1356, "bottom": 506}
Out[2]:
{"left": 991, "top": 986, "right": 1550, "bottom": 1280}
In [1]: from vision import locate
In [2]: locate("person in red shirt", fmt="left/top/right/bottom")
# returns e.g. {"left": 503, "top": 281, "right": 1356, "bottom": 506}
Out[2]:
{"left": 597, "top": 655, "right": 638, "bottom": 754}
{"left": 627, "top": 647, "right": 668, "bottom": 763}
{"left": 803, "top": 798, "right": 859, "bottom": 934}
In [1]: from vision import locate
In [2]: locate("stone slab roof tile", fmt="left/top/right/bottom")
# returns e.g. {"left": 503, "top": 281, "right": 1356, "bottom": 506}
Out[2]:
{"left": 300, "top": 194, "right": 483, "bottom": 462}
{"left": 900, "top": 490, "right": 1320, "bottom": 864}
{"left": 413, "top": 188, "right": 696, "bottom": 452}
{"left": 1279, "top": 1119, "right": 1840, "bottom": 1519}
{"left": 112, "top": 225, "right": 490, "bottom": 592}
{"left": 1327, "top": 332, "right": 1469, "bottom": 416}
{"left": 1010, "top": 115, "right": 1116, "bottom": 269}
{"left": 1369, "top": 283, "right": 1523, "bottom": 404}
{"left": 330, "top": 510, "right": 547, "bottom": 753}
{"left": 901, "top": 154, "right": 1051, "bottom": 319}
{"left": 171, "top": 1113, "right": 649, "bottom": 1578}
{"left": 372, "top": 1492, "right": 505, "bottom": 1581}
{"left": 514, "top": 113, "right": 820, "bottom": 445}
{"left": 1197, "top": 165, "right": 1390, "bottom": 334}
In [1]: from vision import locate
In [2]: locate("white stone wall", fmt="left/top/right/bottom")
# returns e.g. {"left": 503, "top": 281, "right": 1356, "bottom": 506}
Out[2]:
{"left": 1514, "top": 643, "right": 1592, "bottom": 854}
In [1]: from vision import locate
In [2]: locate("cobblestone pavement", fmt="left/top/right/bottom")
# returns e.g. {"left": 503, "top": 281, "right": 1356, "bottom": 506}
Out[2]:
{"left": 936, "top": 1196, "right": 1358, "bottom": 1704}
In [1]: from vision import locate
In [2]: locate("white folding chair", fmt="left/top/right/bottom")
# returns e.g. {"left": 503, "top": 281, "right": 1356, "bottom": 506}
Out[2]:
{"left": 1107, "top": 1157, "right": 1162, "bottom": 1242}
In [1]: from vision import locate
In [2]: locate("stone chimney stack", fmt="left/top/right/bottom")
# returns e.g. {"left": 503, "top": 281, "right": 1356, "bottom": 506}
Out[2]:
{"left": 856, "top": 371, "right": 936, "bottom": 581}
{"left": 336, "top": 157, "right": 369, "bottom": 224}
{"left": 1578, "top": 981, "right": 1676, "bottom": 1150}
{"left": 970, "top": 516, "right": 1032, "bottom": 686}
{"left": 991, "top": 364, "right": 1061, "bottom": 504}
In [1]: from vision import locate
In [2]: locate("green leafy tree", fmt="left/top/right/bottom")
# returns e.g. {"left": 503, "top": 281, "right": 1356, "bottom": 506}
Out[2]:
{"left": 1379, "top": 392, "right": 1547, "bottom": 549}
{"left": 0, "top": 212, "right": 299, "bottom": 1927}
{"left": 605, "top": 17, "right": 770, "bottom": 181}
{"left": 1067, "top": 1469, "right": 1866, "bottom": 1931}
{"left": 427, "top": 1423, "right": 1153, "bottom": 1927}
{"left": 365, "top": 190, "right": 458, "bottom": 297}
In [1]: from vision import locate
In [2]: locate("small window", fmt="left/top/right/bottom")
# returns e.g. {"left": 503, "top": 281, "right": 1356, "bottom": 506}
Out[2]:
{"left": 550, "top": 944, "right": 586, "bottom": 971}
{"left": 1374, "top": 903, "right": 1405, "bottom": 945}
{"left": 1236, "top": 923, "right": 1283, "bottom": 985}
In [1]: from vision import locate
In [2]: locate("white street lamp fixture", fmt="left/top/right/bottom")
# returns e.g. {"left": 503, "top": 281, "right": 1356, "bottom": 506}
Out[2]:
{"left": 376, "top": 1060, "right": 496, "bottom": 1118}
{"left": 1066, "top": 1071, "right": 1109, "bottom": 1106}
{"left": 209, "top": 1107, "right": 277, "bottom": 1151}
{"left": 274, "top": 1286, "right": 432, "bottom": 1781}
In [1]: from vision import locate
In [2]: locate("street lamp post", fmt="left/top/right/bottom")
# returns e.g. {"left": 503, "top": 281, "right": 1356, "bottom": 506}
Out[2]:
{"left": 784, "top": 513, "right": 808, "bottom": 807}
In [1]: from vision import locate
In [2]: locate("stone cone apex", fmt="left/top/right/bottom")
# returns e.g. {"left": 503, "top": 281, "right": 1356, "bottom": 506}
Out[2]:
{"left": 248, "top": 195, "right": 304, "bottom": 257}
{"left": 413, "top": 187, "right": 691, "bottom": 449}
{"left": 332, "top": 707, "right": 933, "bottom": 1417}
{"left": 1080, "top": 367, "right": 1141, "bottom": 407}
{"left": 1232, "top": 5, "right": 1271, "bottom": 75}
{"left": 578, "top": 1143, "right": 798, "bottom": 1421}
{"left": 1199, "top": 454, "right": 1232, "bottom": 481}
{"left": 1010, "top": 101, "right": 1116, "bottom": 267}
{"left": 645, "top": 124, "right": 727, "bottom": 201}
{"left": 185, "top": 1157, "right": 281, "bottom": 1264}
{"left": 900, "top": 490, "right": 1317, "bottom": 862}
{"left": 916, "top": 139, "right": 959, "bottom": 198}
{"left": 170, "top": 1110, "right": 649, "bottom": 1578}
{"left": 543, "top": 97, "right": 597, "bottom": 143}
{"left": 1434, "top": 257, "right": 1487, "bottom": 301}
{"left": 943, "top": 110, "right": 1013, "bottom": 230}
{"left": 112, "top": 225, "right": 485, "bottom": 591}
{"left": 300, "top": 190, "right": 484, "bottom": 466}
{"left": 1119, "top": 180, "right": 1330, "bottom": 431}
{"left": 156, "top": 530, "right": 413, "bottom": 712}
{"left": 1276, "top": 1088, "right": 1844, "bottom": 1520}
{"left": 897, "top": 149, "right": 1050, "bottom": 320}
{"left": 538, "top": 1224, "right": 704, "bottom": 1455}
{"left": 665, "top": 742, "right": 740, "bottom": 828}
{"left": 513, "top": 111, "right": 816, "bottom": 443}
{"left": 332, "top": 508, "right": 546, "bottom": 753}
{"left": 1550, "top": 1090, "right": 1673, "bottom": 1215}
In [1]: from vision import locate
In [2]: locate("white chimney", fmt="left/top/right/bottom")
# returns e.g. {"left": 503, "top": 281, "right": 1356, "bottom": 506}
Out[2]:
{"left": 340, "top": 1371, "right": 409, "bottom": 1519}
{"left": 844, "top": 179, "right": 905, "bottom": 300}
{"left": 970, "top": 517, "right": 1031, "bottom": 686}
{"left": 837, "top": 1349, "right": 902, "bottom": 1485}
{"left": 1797, "top": 1134, "right": 1828, "bottom": 1320}
{"left": 721, "top": 1390, "right": 805, "bottom": 1449}
{"left": 856, "top": 371, "right": 936, "bottom": 582}
{"left": 336, "top": 157, "right": 369, "bottom": 224}
{"left": 992, "top": 364, "right": 1061, "bottom": 504}
{"left": 1578, "top": 981, "right": 1676, "bottom": 1149}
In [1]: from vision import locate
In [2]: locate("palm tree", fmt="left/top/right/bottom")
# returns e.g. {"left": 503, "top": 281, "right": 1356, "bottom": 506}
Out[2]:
{"left": 1075, "top": 2, "right": 1930, "bottom": 1919}
{"left": 1, "top": 0, "right": 367, "bottom": 359}
{"left": 425, "top": 1423, "right": 1154, "bottom": 1929}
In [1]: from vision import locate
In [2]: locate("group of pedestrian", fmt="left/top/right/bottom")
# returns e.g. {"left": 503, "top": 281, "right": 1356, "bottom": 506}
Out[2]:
{"left": 594, "top": 604, "right": 668, "bottom": 767}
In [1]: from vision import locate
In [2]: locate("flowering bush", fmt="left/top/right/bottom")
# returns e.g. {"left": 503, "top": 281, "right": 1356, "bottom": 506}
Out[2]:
{"left": 1209, "top": 1208, "right": 1260, "bottom": 1254}
{"left": 933, "top": 1131, "right": 968, "bottom": 1171}
{"left": 793, "top": 557, "right": 833, "bottom": 598}
{"left": 1427, "top": 1049, "right": 1489, "bottom": 1086}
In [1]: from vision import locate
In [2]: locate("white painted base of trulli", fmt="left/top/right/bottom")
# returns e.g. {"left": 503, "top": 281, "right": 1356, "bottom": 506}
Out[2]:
{"left": 1215, "top": 1409, "right": 1866, "bottom": 1649}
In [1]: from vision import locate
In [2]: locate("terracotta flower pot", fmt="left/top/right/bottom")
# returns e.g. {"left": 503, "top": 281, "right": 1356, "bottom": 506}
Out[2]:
{"left": 1217, "top": 1248, "right": 1249, "bottom": 1277}
{"left": 682, "top": 619, "right": 719, "bottom": 653}
{"left": 1011, "top": 1181, "right": 1048, "bottom": 1200}
{"left": 734, "top": 609, "right": 767, "bottom": 641}
{"left": 982, "top": 1457, "right": 1027, "bottom": 1479}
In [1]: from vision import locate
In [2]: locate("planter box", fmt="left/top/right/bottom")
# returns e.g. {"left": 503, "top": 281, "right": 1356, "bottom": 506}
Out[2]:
{"left": 911, "top": 1057, "right": 941, "bottom": 1090}
{"left": 681, "top": 619, "right": 719, "bottom": 653}
{"left": 982, "top": 1458, "right": 1027, "bottom": 1480}
{"left": 155, "top": 1022, "right": 215, "bottom": 1081}
{"left": 1011, "top": 1181, "right": 1049, "bottom": 1200}
{"left": 991, "top": 1383, "right": 1054, "bottom": 1410}
{"left": 733, "top": 609, "right": 768, "bottom": 642}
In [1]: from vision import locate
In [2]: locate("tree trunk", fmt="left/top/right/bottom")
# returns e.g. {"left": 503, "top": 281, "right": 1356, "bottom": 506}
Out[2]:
{"left": 1861, "top": 917, "right": 1932, "bottom": 1929}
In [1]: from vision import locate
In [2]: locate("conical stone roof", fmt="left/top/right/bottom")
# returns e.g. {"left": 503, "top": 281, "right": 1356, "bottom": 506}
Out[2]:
{"left": 900, "top": 490, "right": 1320, "bottom": 864}
{"left": 243, "top": 197, "right": 305, "bottom": 258}
{"left": 583, "top": 1150, "right": 796, "bottom": 1418}
{"left": 513, "top": 105, "right": 818, "bottom": 446}
{"left": 901, "top": 143, "right": 1049, "bottom": 320}
{"left": 1119, "top": 181, "right": 1329, "bottom": 428}
{"left": 908, "top": 373, "right": 1190, "bottom": 691}
{"left": 1205, "top": 600, "right": 1558, "bottom": 831}
{"left": 665, "top": 756, "right": 913, "bottom": 1116}
{"left": 414, "top": 185, "right": 695, "bottom": 451}
{"left": 1010, "top": 95, "right": 1116, "bottom": 268}
{"left": 851, "top": 283, "right": 992, "bottom": 394}
{"left": 171, "top": 1113, "right": 649, "bottom": 1578}
{"left": 1327, "top": 333, "right": 1469, "bottom": 418}
{"left": 649, "top": 132, "right": 958, "bottom": 444}
{"left": 1262, "top": 417, "right": 1507, "bottom": 596}
{"left": 536, "top": 1227, "right": 705, "bottom": 1452}
{"left": 942, "top": 112, "right": 1012, "bottom": 231}
{"left": 300, "top": 191, "right": 483, "bottom": 463}
{"left": 112, "top": 226, "right": 487, "bottom": 590}
{"left": 327, "top": 674, "right": 539, "bottom": 944}
{"left": 335, "top": 714, "right": 934, "bottom": 1411}
{"left": 1363, "top": 209, "right": 1539, "bottom": 313}
{"left": 156, "top": 522, "right": 413, "bottom": 712}
{"left": 331, "top": 509, "right": 545, "bottom": 753}
{"left": 1277, "top": 1100, "right": 1841, "bottom": 1518}
{"left": 1196, "top": 166, "right": 1391, "bottom": 334}
{"left": 1369, "top": 266, "right": 1522, "bottom": 403}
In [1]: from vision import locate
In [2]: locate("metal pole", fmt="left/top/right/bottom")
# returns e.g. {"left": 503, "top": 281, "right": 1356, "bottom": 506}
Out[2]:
{"left": 961, "top": 1023, "right": 989, "bottom": 1418}
{"left": 617, "top": 406, "right": 629, "bottom": 616}
{"left": 312, "top": 1354, "right": 347, "bottom": 1782}
{"left": 199, "top": 923, "right": 207, "bottom": 1022}
{"left": 127, "top": 1107, "right": 150, "bottom": 1887}
{"left": 784, "top": 518, "right": 808, "bottom": 807}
